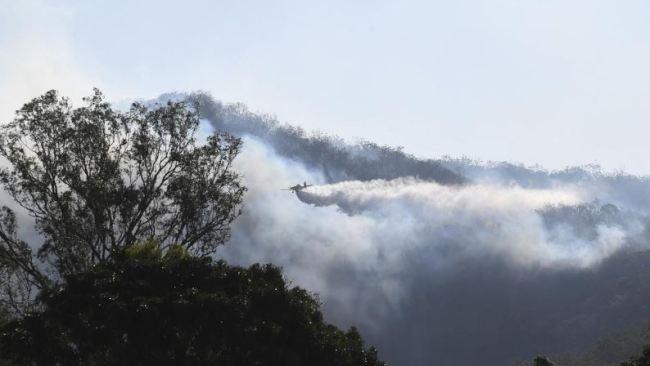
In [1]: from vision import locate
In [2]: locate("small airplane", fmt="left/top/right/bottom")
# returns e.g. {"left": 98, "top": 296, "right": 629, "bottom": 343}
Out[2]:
{"left": 282, "top": 181, "right": 312, "bottom": 193}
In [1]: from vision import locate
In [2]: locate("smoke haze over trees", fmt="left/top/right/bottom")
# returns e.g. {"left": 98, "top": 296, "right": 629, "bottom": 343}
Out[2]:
{"left": 188, "top": 92, "right": 465, "bottom": 186}
{"left": 4, "top": 1, "right": 650, "bottom": 364}
{"left": 154, "top": 92, "right": 650, "bottom": 366}
{"left": 4, "top": 89, "right": 650, "bottom": 365}
{"left": 0, "top": 90, "right": 385, "bottom": 366}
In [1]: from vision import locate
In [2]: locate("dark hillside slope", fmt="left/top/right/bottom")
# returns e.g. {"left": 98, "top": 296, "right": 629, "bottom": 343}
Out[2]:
{"left": 442, "top": 159, "right": 650, "bottom": 213}
{"left": 189, "top": 92, "right": 465, "bottom": 185}
{"left": 377, "top": 249, "right": 650, "bottom": 366}
{"left": 553, "top": 322, "right": 650, "bottom": 366}
{"left": 147, "top": 92, "right": 650, "bottom": 366}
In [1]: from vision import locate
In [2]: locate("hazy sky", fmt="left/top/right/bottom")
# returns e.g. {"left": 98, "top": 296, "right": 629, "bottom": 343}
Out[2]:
{"left": 2, "top": 0, "right": 650, "bottom": 173}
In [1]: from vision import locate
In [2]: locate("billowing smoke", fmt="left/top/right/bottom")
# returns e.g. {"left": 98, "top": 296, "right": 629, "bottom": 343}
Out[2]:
{"left": 213, "top": 137, "right": 650, "bottom": 365}
{"left": 295, "top": 178, "right": 642, "bottom": 269}
{"left": 174, "top": 93, "right": 650, "bottom": 365}
{"left": 4, "top": 90, "right": 650, "bottom": 363}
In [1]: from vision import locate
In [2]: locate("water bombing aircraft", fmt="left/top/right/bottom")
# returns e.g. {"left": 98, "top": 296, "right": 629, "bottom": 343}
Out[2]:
{"left": 282, "top": 181, "right": 312, "bottom": 193}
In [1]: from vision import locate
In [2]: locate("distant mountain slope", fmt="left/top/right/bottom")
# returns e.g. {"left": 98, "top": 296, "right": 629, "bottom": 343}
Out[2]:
{"left": 442, "top": 158, "right": 650, "bottom": 214}
{"left": 145, "top": 91, "right": 650, "bottom": 366}
{"left": 538, "top": 322, "right": 650, "bottom": 366}
{"left": 374, "top": 248, "right": 650, "bottom": 366}
{"left": 187, "top": 92, "right": 465, "bottom": 185}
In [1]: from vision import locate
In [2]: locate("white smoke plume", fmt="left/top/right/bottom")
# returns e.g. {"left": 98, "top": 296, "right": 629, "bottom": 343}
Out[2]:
{"left": 223, "top": 137, "right": 641, "bottom": 277}
{"left": 3, "top": 89, "right": 650, "bottom": 365}
{"left": 0, "top": 1, "right": 95, "bottom": 122}
{"left": 295, "top": 178, "right": 633, "bottom": 268}
{"left": 125, "top": 93, "right": 650, "bottom": 365}
{"left": 218, "top": 136, "right": 650, "bottom": 365}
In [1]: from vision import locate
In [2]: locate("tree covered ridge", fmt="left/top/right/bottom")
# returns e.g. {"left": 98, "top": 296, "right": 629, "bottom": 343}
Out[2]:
{"left": 184, "top": 92, "right": 465, "bottom": 185}
{"left": 0, "top": 241, "right": 385, "bottom": 366}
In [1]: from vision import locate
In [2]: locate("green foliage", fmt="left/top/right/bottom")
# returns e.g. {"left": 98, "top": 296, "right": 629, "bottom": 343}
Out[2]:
{"left": 0, "top": 245, "right": 385, "bottom": 366}
{"left": 0, "top": 89, "right": 245, "bottom": 312}
{"left": 123, "top": 238, "right": 163, "bottom": 262}
{"left": 163, "top": 243, "right": 191, "bottom": 262}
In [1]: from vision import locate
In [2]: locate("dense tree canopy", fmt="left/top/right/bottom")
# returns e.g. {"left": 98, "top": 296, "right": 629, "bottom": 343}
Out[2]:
{"left": 188, "top": 92, "right": 466, "bottom": 185}
{"left": 0, "top": 90, "right": 386, "bottom": 365}
{"left": 0, "top": 90, "right": 245, "bottom": 313}
{"left": 0, "top": 242, "right": 385, "bottom": 366}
